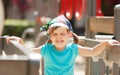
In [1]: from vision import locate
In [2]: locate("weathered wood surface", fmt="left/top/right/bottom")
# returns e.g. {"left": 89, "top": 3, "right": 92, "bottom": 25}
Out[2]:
{"left": 85, "top": 4, "right": 120, "bottom": 75}
{"left": 84, "top": 39, "right": 120, "bottom": 65}
{"left": 89, "top": 16, "right": 114, "bottom": 34}
{"left": 0, "top": 37, "right": 40, "bottom": 75}
{"left": 0, "top": 37, "right": 31, "bottom": 55}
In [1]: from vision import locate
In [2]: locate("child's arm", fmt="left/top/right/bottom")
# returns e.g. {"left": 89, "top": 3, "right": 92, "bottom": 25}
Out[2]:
{"left": 6, "top": 36, "right": 41, "bottom": 54}
{"left": 30, "top": 47, "right": 41, "bottom": 54}
{"left": 78, "top": 40, "right": 120, "bottom": 57}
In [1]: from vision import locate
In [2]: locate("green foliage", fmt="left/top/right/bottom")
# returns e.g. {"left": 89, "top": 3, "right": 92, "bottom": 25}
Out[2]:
{"left": 3, "top": 19, "right": 35, "bottom": 37}
{"left": 4, "top": 19, "right": 35, "bottom": 26}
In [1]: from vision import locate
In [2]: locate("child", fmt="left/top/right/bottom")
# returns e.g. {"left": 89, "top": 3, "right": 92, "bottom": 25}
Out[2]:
{"left": 6, "top": 15, "right": 119, "bottom": 75}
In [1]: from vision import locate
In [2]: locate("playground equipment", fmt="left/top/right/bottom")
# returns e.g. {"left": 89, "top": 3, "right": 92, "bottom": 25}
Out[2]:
{"left": 0, "top": 37, "right": 41, "bottom": 75}
{"left": 0, "top": 0, "right": 4, "bottom": 36}
{"left": 59, "top": 0, "right": 103, "bottom": 20}
{"left": 34, "top": 1, "right": 120, "bottom": 75}
{"left": 84, "top": 2, "right": 120, "bottom": 75}
{"left": 96, "top": 0, "right": 103, "bottom": 16}
{"left": 2, "top": 0, "right": 120, "bottom": 75}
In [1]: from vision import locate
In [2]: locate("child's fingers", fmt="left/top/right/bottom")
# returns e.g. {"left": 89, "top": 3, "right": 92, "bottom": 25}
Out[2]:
{"left": 108, "top": 40, "right": 120, "bottom": 47}
{"left": 15, "top": 37, "right": 24, "bottom": 44}
{"left": 6, "top": 37, "right": 16, "bottom": 44}
{"left": 18, "top": 38, "right": 25, "bottom": 45}
{"left": 6, "top": 38, "right": 10, "bottom": 44}
{"left": 6, "top": 36, "right": 24, "bottom": 45}
{"left": 108, "top": 41, "right": 113, "bottom": 47}
{"left": 110, "top": 40, "right": 120, "bottom": 44}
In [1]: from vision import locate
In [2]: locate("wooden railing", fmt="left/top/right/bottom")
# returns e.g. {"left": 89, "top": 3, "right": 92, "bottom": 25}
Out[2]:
{"left": 83, "top": 39, "right": 120, "bottom": 75}
{"left": 0, "top": 37, "right": 40, "bottom": 75}
{"left": 84, "top": 4, "right": 120, "bottom": 75}
{"left": 89, "top": 16, "right": 114, "bottom": 34}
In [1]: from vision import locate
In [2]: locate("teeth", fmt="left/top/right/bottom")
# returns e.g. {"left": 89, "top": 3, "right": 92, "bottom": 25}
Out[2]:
{"left": 56, "top": 41, "right": 62, "bottom": 44}
{"left": 56, "top": 40, "right": 63, "bottom": 43}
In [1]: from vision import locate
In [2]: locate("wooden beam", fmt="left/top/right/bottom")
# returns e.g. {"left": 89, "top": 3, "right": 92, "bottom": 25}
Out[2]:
{"left": 89, "top": 16, "right": 114, "bottom": 34}
{"left": 4, "top": 40, "right": 31, "bottom": 55}
{"left": 107, "top": 44, "right": 120, "bottom": 64}
{"left": 84, "top": 39, "right": 120, "bottom": 65}
{"left": 0, "top": 37, "right": 31, "bottom": 55}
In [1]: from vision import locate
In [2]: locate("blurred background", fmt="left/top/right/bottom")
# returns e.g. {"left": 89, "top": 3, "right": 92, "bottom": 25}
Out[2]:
{"left": 1, "top": 0, "right": 120, "bottom": 75}
{"left": 1, "top": 0, "right": 120, "bottom": 38}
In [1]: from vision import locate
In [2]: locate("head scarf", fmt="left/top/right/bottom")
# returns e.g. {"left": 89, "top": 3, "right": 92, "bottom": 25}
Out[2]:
{"left": 40, "top": 15, "right": 73, "bottom": 31}
{"left": 40, "top": 15, "right": 79, "bottom": 44}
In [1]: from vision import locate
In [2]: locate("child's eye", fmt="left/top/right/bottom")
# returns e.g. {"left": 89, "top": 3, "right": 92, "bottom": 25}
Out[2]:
{"left": 52, "top": 33, "right": 57, "bottom": 37}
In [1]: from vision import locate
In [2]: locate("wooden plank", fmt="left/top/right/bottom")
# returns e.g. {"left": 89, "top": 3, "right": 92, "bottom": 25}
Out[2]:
{"left": 89, "top": 16, "right": 114, "bottom": 34}
{"left": 0, "top": 37, "right": 32, "bottom": 56}
{"left": 4, "top": 40, "right": 30, "bottom": 55}
{"left": 84, "top": 39, "right": 105, "bottom": 58}
{"left": 0, "top": 37, "right": 4, "bottom": 54}
{"left": 114, "top": 5, "right": 120, "bottom": 41}
{"left": 112, "top": 63, "right": 119, "bottom": 75}
{"left": 84, "top": 39, "right": 101, "bottom": 47}
{"left": 107, "top": 44, "right": 120, "bottom": 64}
{"left": 84, "top": 39, "right": 120, "bottom": 65}
{"left": 0, "top": 61, "right": 28, "bottom": 75}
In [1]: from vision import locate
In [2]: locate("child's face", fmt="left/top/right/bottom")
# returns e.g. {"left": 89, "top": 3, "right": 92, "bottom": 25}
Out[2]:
{"left": 49, "top": 27, "right": 71, "bottom": 50}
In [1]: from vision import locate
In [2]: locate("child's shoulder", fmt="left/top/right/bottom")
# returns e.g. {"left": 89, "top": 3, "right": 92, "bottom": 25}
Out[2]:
{"left": 41, "top": 43, "right": 54, "bottom": 48}
{"left": 67, "top": 43, "right": 78, "bottom": 47}
{"left": 40, "top": 43, "right": 53, "bottom": 51}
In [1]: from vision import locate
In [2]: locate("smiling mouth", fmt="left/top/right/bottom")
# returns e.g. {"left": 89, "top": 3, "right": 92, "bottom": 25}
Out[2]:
{"left": 56, "top": 40, "right": 64, "bottom": 44}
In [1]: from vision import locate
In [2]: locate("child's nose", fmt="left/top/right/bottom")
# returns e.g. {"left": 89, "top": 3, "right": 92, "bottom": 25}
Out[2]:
{"left": 56, "top": 35, "right": 62, "bottom": 39}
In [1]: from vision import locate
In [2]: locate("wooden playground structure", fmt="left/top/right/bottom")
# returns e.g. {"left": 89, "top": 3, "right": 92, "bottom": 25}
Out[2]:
{"left": 0, "top": 0, "right": 4, "bottom": 36}
{"left": 84, "top": 2, "right": 120, "bottom": 75}
{"left": 1, "top": 0, "right": 120, "bottom": 75}
{"left": 0, "top": 37, "right": 41, "bottom": 75}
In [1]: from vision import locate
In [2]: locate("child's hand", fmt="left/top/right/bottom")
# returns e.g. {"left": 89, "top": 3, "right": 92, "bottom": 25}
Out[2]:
{"left": 6, "top": 36, "right": 25, "bottom": 45}
{"left": 107, "top": 40, "right": 120, "bottom": 47}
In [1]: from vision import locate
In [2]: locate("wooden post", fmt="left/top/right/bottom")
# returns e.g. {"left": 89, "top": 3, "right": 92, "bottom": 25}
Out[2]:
{"left": 0, "top": 37, "right": 4, "bottom": 54}
{"left": 112, "top": 63, "right": 119, "bottom": 75}
{"left": 85, "top": 0, "right": 96, "bottom": 75}
{"left": 0, "top": 0, "right": 4, "bottom": 36}
{"left": 85, "top": 0, "right": 96, "bottom": 39}
{"left": 98, "top": 59, "right": 105, "bottom": 75}
{"left": 0, "top": 37, "right": 40, "bottom": 75}
{"left": 114, "top": 4, "right": 120, "bottom": 75}
{"left": 114, "top": 4, "right": 120, "bottom": 41}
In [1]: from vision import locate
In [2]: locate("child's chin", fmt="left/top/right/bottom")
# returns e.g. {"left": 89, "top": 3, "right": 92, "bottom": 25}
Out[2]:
{"left": 55, "top": 43, "right": 63, "bottom": 46}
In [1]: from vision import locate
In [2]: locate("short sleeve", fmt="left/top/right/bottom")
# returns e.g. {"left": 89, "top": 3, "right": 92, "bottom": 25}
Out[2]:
{"left": 69, "top": 43, "right": 78, "bottom": 56}
{"left": 40, "top": 43, "right": 49, "bottom": 57}
{"left": 73, "top": 44, "right": 79, "bottom": 56}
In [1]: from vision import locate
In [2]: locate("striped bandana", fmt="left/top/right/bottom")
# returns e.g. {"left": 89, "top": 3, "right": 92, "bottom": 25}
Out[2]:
{"left": 40, "top": 15, "right": 73, "bottom": 31}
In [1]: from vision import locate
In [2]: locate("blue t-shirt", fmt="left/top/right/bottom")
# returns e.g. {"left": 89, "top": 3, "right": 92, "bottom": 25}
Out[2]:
{"left": 41, "top": 43, "right": 78, "bottom": 75}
